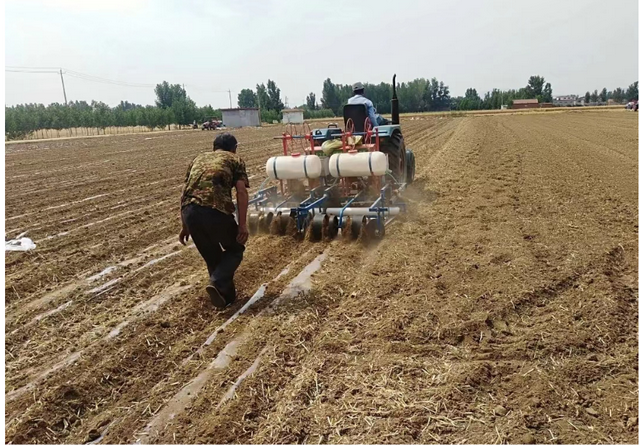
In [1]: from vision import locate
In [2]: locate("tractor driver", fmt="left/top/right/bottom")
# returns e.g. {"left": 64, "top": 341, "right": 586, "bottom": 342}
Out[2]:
{"left": 179, "top": 133, "right": 250, "bottom": 309}
{"left": 348, "top": 82, "right": 389, "bottom": 127}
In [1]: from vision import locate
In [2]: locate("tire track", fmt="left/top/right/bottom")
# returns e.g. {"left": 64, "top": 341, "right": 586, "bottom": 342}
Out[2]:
{"left": 134, "top": 252, "right": 327, "bottom": 444}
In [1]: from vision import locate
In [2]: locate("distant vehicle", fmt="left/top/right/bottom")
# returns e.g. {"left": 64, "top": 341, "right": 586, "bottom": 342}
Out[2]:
{"left": 201, "top": 118, "right": 221, "bottom": 130}
{"left": 626, "top": 101, "right": 638, "bottom": 111}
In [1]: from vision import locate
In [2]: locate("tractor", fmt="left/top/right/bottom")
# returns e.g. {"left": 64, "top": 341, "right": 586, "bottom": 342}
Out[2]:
{"left": 247, "top": 74, "right": 415, "bottom": 241}
{"left": 202, "top": 118, "right": 220, "bottom": 130}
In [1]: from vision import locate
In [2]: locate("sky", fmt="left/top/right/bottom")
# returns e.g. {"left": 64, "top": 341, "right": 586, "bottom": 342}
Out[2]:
{"left": 5, "top": 0, "right": 639, "bottom": 108}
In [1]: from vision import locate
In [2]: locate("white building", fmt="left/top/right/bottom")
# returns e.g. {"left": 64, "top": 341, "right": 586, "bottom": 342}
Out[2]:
{"left": 281, "top": 109, "right": 304, "bottom": 124}
{"left": 553, "top": 95, "right": 580, "bottom": 106}
{"left": 221, "top": 108, "right": 260, "bottom": 128}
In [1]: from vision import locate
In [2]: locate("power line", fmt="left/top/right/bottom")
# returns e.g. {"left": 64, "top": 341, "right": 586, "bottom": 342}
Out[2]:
{"left": 6, "top": 66, "right": 236, "bottom": 105}
{"left": 8, "top": 67, "right": 233, "bottom": 92}
{"left": 6, "top": 66, "right": 155, "bottom": 88}
{"left": 64, "top": 71, "right": 154, "bottom": 88}
{"left": 64, "top": 68, "right": 155, "bottom": 88}
{"left": 184, "top": 84, "right": 230, "bottom": 94}
{"left": 6, "top": 68, "right": 60, "bottom": 74}
{"left": 6, "top": 65, "right": 61, "bottom": 69}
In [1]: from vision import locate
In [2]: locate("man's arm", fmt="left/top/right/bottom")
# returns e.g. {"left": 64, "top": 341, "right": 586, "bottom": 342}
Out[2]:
{"left": 366, "top": 99, "right": 378, "bottom": 128}
{"left": 179, "top": 160, "right": 194, "bottom": 245}
{"left": 235, "top": 180, "right": 249, "bottom": 245}
{"left": 181, "top": 159, "right": 194, "bottom": 203}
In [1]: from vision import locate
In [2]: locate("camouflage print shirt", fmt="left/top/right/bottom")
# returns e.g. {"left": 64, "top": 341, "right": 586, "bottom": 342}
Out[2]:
{"left": 181, "top": 150, "right": 249, "bottom": 214}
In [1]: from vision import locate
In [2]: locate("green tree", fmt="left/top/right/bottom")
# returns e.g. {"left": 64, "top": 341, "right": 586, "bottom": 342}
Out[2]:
{"left": 397, "top": 78, "right": 427, "bottom": 112}
{"left": 459, "top": 88, "right": 482, "bottom": 110}
{"left": 237, "top": 89, "right": 258, "bottom": 108}
{"left": 592, "top": 90, "right": 599, "bottom": 103}
{"left": 260, "top": 109, "right": 280, "bottom": 123}
{"left": 481, "top": 89, "right": 503, "bottom": 110}
{"left": 113, "top": 106, "right": 125, "bottom": 128}
{"left": 303, "top": 108, "right": 335, "bottom": 119}
{"left": 306, "top": 92, "right": 317, "bottom": 110}
{"left": 156, "top": 107, "right": 171, "bottom": 130}
{"left": 144, "top": 106, "right": 159, "bottom": 131}
{"left": 154, "top": 81, "right": 186, "bottom": 109}
{"left": 337, "top": 84, "right": 353, "bottom": 112}
{"left": 124, "top": 107, "right": 138, "bottom": 127}
{"left": 119, "top": 100, "right": 141, "bottom": 111}
{"left": 542, "top": 83, "right": 553, "bottom": 103}
{"left": 256, "top": 83, "right": 269, "bottom": 110}
{"left": 626, "top": 81, "right": 638, "bottom": 101}
{"left": 266, "top": 80, "right": 284, "bottom": 113}
{"left": 584, "top": 91, "right": 591, "bottom": 103}
{"left": 92, "top": 101, "right": 112, "bottom": 132}
{"left": 430, "top": 79, "right": 450, "bottom": 111}
{"left": 171, "top": 96, "right": 197, "bottom": 127}
{"left": 364, "top": 82, "right": 392, "bottom": 114}
{"left": 321, "top": 78, "right": 341, "bottom": 115}
{"left": 600, "top": 88, "right": 608, "bottom": 102}
{"left": 611, "top": 87, "right": 624, "bottom": 103}
{"left": 525, "top": 75, "right": 546, "bottom": 99}
{"left": 197, "top": 105, "right": 217, "bottom": 122}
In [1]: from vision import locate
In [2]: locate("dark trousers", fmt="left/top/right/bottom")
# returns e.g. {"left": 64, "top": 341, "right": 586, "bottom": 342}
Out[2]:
{"left": 182, "top": 204, "right": 245, "bottom": 303}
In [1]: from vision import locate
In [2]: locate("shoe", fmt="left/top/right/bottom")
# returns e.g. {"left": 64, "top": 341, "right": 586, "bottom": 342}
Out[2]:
{"left": 206, "top": 285, "right": 227, "bottom": 309}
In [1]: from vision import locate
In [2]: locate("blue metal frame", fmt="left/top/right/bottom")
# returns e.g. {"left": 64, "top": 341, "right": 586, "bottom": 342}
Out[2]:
{"left": 248, "top": 185, "right": 278, "bottom": 208}
{"left": 292, "top": 184, "right": 337, "bottom": 231}
{"left": 338, "top": 191, "right": 364, "bottom": 229}
{"left": 250, "top": 175, "right": 408, "bottom": 236}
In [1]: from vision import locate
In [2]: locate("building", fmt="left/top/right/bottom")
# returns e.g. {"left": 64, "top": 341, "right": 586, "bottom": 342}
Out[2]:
{"left": 282, "top": 109, "right": 304, "bottom": 124}
{"left": 553, "top": 95, "right": 580, "bottom": 106}
{"left": 512, "top": 99, "right": 540, "bottom": 109}
{"left": 220, "top": 108, "right": 260, "bottom": 128}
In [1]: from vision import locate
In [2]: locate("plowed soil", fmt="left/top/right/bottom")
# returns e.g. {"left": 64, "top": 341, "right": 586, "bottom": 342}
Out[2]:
{"left": 5, "top": 110, "right": 638, "bottom": 444}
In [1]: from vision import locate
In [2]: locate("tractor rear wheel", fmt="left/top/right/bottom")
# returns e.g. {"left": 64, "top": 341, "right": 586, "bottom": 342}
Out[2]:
{"left": 379, "top": 129, "right": 406, "bottom": 183}
{"left": 406, "top": 149, "right": 416, "bottom": 184}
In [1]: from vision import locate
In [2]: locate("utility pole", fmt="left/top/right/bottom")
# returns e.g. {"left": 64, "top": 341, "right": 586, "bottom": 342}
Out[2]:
{"left": 228, "top": 90, "right": 232, "bottom": 108}
{"left": 59, "top": 69, "right": 68, "bottom": 105}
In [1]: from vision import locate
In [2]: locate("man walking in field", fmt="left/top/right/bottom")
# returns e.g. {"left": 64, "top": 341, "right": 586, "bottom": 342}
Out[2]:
{"left": 179, "top": 133, "right": 250, "bottom": 309}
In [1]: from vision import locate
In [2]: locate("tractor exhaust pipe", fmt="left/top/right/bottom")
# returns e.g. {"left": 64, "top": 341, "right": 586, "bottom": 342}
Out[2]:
{"left": 391, "top": 74, "right": 400, "bottom": 125}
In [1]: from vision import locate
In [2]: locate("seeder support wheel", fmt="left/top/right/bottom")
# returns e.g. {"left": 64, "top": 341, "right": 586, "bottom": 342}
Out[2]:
{"left": 323, "top": 215, "right": 339, "bottom": 241}
{"left": 269, "top": 211, "right": 290, "bottom": 235}
{"left": 308, "top": 214, "right": 324, "bottom": 242}
{"left": 258, "top": 212, "right": 273, "bottom": 234}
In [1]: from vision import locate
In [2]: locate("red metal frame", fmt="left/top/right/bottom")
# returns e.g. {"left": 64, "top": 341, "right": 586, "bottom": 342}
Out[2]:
{"left": 338, "top": 120, "right": 380, "bottom": 154}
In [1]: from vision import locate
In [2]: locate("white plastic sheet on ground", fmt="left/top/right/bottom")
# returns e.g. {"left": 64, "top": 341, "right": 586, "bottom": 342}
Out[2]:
{"left": 5, "top": 232, "right": 36, "bottom": 252}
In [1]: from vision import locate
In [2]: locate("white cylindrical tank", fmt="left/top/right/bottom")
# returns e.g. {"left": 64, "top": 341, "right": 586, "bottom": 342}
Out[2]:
{"left": 266, "top": 155, "right": 322, "bottom": 180}
{"left": 329, "top": 151, "right": 388, "bottom": 177}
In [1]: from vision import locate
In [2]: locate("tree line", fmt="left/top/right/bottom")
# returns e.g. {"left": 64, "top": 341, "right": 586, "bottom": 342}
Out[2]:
{"left": 583, "top": 82, "right": 638, "bottom": 104}
{"left": 300, "top": 75, "right": 550, "bottom": 114}
{"left": 5, "top": 81, "right": 221, "bottom": 140}
{"left": 6, "top": 76, "right": 639, "bottom": 140}
{"left": 303, "top": 76, "right": 638, "bottom": 114}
